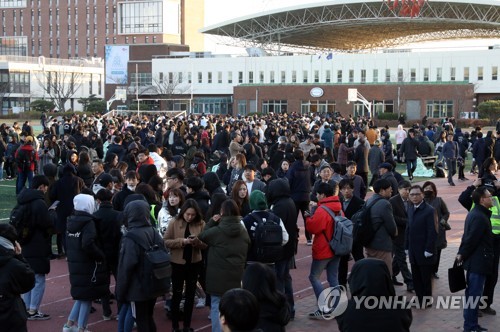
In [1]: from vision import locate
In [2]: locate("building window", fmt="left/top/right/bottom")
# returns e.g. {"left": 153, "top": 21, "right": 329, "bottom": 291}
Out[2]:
{"left": 228, "top": 71, "right": 232, "bottom": 83}
{"left": 248, "top": 71, "right": 253, "bottom": 84}
{"left": 423, "top": 68, "right": 429, "bottom": 82}
{"left": 314, "top": 70, "right": 319, "bottom": 83}
{"left": 218, "top": 72, "right": 222, "bottom": 84}
{"left": 437, "top": 68, "right": 442, "bottom": 82}
{"left": 292, "top": 70, "right": 296, "bottom": 83}
{"left": 198, "top": 72, "right": 202, "bottom": 84}
{"left": 325, "top": 70, "right": 331, "bottom": 83}
{"left": 237, "top": 100, "right": 246, "bottom": 115}
{"left": 262, "top": 100, "right": 287, "bottom": 114}
{"left": 238, "top": 71, "right": 243, "bottom": 84}
{"left": 426, "top": 100, "right": 453, "bottom": 118}
{"left": 373, "top": 69, "right": 378, "bottom": 83}
{"left": 373, "top": 100, "right": 394, "bottom": 114}
{"left": 259, "top": 71, "right": 264, "bottom": 84}
{"left": 464, "top": 67, "right": 469, "bottom": 81}
{"left": 337, "top": 70, "right": 342, "bottom": 83}
{"left": 281, "top": 70, "right": 286, "bottom": 83}
{"left": 168, "top": 72, "right": 173, "bottom": 84}
{"left": 118, "top": 1, "right": 163, "bottom": 34}
{"left": 398, "top": 68, "right": 403, "bottom": 82}
{"left": 301, "top": 100, "right": 336, "bottom": 114}
{"left": 178, "top": 72, "right": 183, "bottom": 83}
{"left": 270, "top": 71, "right": 275, "bottom": 83}
{"left": 410, "top": 68, "right": 416, "bottom": 82}
{"left": 188, "top": 72, "right": 192, "bottom": 83}
{"left": 492, "top": 66, "right": 498, "bottom": 81}
{"left": 349, "top": 70, "right": 354, "bottom": 83}
{"left": 478, "top": 66, "right": 483, "bottom": 80}
{"left": 303, "top": 70, "right": 308, "bottom": 83}
{"left": 361, "top": 69, "right": 366, "bottom": 83}
{"left": 385, "top": 69, "right": 391, "bottom": 82}
{"left": 208, "top": 72, "right": 212, "bottom": 84}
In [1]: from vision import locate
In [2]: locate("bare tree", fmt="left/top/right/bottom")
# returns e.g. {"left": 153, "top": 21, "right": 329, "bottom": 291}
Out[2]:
{"left": 454, "top": 83, "right": 476, "bottom": 118}
{"left": 35, "top": 70, "right": 84, "bottom": 112}
{"left": 149, "top": 73, "right": 191, "bottom": 109}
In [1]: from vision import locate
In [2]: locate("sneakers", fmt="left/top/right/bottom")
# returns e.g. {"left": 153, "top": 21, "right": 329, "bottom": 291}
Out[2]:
{"left": 28, "top": 311, "right": 51, "bottom": 320}
{"left": 464, "top": 326, "right": 488, "bottom": 332}
{"left": 195, "top": 297, "right": 205, "bottom": 308}
{"left": 62, "top": 325, "right": 78, "bottom": 332}
{"left": 308, "top": 309, "right": 331, "bottom": 320}
{"left": 306, "top": 240, "right": 312, "bottom": 246}
{"left": 480, "top": 307, "right": 496, "bottom": 315}
{"left": 102, "top": 314, "right": 115, "bottom": 320}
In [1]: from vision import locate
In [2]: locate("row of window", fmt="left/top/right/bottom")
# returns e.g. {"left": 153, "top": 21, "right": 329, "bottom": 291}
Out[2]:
{"left": 160, "top": 66, "right": 499, "bottom": 85}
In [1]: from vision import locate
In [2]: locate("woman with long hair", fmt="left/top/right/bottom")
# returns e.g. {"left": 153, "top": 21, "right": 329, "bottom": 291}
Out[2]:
{"left": 157, "top": 188, "right": 185, "bottom": 235}
{"left": 422, "top": 181, "right": 450, "bottom": 279}
{"left": 104, "top": 152, "right": 118, "bottom": 173}
{"left": 164, "top": 199, "right": 207, "bottom": 332}
{"left": 481, "top": 157, "right": 498, "bottom": 184}
{"left": 77, "top": 151, "right": 93, "bottom": 188}
{"left": 226, "top": 153, "right": 247, "bottom": 195}
{"left": 37, "top": 138, "right": 55, "bottom": 175}
{"left": 276, "top": 159, "right": 289, "bottom": 179}
{"left": 230, "top": 180, "right": 251, "bottom": 217}
{"left": 242, "top": 262, "right": 291, "bottom": 331}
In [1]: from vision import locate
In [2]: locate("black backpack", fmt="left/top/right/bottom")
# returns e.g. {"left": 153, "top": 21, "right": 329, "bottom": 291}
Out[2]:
{"left": 15, "top": 148, "right": 35, "bottom": 172}
{"left": 251, "top": 212, "right": 283, "bottom": 263}
{"left": 125, "top": 229, "right": 172, "bottom": 299}
{"left": 352, "top": 197, "right": 383, "bottom": 247}
{"left": 9, "top": 203, "right": 33, "bottom": 244}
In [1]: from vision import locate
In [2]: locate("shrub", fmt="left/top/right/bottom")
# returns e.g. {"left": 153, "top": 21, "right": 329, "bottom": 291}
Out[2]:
{"left": 376, "top": 112, "right": 399, "bottom": 120}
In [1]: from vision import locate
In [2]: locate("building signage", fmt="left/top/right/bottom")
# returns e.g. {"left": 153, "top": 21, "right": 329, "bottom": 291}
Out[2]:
{"left": 310, "top": 87, "right": 324, "bottom": 97}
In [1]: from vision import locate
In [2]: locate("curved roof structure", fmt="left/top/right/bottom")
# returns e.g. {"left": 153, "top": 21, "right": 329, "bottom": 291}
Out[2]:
{"left": 201, "top": 0, "right": 500, "bottom": 52}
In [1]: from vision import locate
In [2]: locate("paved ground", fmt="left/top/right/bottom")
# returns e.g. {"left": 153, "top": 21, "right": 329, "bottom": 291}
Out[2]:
{"left": 26, "top": 171, "right": 500, "bottom": 332}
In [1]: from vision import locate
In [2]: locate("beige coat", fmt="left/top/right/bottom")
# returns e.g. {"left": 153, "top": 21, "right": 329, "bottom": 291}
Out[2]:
{"left": 164, "top": 217, "right": 207, "bottom": 264}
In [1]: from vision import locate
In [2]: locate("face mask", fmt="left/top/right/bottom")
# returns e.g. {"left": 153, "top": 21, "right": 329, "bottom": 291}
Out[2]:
{"left": 127, "top": 185, "right": 136, "bottom": 191}
{"left": 424, "top": 191, "right": 434, "bottom": 199}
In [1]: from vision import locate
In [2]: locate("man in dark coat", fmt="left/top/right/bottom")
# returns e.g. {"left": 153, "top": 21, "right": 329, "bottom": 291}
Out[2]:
{"left": 267, "top": 178, "right": 299, "bottom": 318}
{"left": 116, "top": 200, "right": 165, "bottom": 331}
{"left": 399, "top": 129, "right": 419, "bottom": 181}
{"left": 185, "top": 176, "right": 211, "bottom": 217}
{"left": 457, "top": 186, "right": 494, "bottom": 332}
{"left": 405, "top": 185, "right": 437, "bottom": 307}
{"left": 472, "top": 132, "right": 487, "bottom": 178}
{"left": 112, "top": 170, "right": 139, "bottom": 211}
{"left": 20, "top": 175, "right": 54, "bottom": 320}
{"left": 390, "top": 180, "right": 414, "bottom": 292}
{"left": 93, "top": 189, "right": 122, "bottom": 319}
{"left": 105, "top": 136, "right": 126, "bottom": 161}
{"left": 285, "top": 149, "right": 312, "bottom": 245}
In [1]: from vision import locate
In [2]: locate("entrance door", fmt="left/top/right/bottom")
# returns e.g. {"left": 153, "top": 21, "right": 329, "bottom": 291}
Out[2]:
{"left": 405, "top": 100, "right": 421, "bottom": 120}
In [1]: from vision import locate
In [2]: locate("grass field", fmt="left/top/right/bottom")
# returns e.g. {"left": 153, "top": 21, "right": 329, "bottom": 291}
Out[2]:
{"left": 0, "top": 180, "right": 19, "bottom": 221}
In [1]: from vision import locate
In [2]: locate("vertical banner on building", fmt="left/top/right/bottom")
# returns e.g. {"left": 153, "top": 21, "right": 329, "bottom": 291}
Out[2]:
{"left": 105, "top": 45, "right": 129, "bottom": 84}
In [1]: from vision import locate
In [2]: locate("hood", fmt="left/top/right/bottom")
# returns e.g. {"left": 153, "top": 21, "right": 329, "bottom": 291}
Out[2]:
{"left": 186, "top": 190, "right": 211, "bottom": 201}
{"left": 124, "top": 200, "right": 151, "bottom": 228}
{"left": 397, "top": 124, "right": 403, "bottom": 130}
{"left": 348, "top": 258, "right": 395, "bottom": 297}
{"left": 138, "top": 164, "right": 157, "bottom": 184}
{"left": 73, "top": 194, "right": 96, "bottom": 214}
{"left": 17, "top": 188, "right": 45, "bottom": 205}
{"left": 203, "top": 172, "right": 222, "bottom": 194}
{"left": 249, "top": 190, "right": 267, "bottom": 210}
{"left": 219, "top": 215, "right": 246, "bottom": 238}
{"left": 266, "top": 178, "right": 291, "bottom": 204}
{"left": 67, "top": 211, "right": 95, "bottom": 233}
{"left": 318, "top": 195, "right": 342, "bottom": 212}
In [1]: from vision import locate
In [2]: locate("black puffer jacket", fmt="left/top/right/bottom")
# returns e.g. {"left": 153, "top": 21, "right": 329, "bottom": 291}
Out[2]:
{"left": 17, "top": 189, "right": 54, "bottom": 274}
{"left": 267, "top": 178, "right": 299, "bottom": 260}
{"left": 93, "top": 202, "right": 122, "bottom": 267}
{"left": 66, "top": 211, "right": 109, "bottom": 300}
{"left": 116, "top": 200, "right": 165, "bottom": 302}
{"left": 0, "top": 247, "right": 35, "bottom": 332}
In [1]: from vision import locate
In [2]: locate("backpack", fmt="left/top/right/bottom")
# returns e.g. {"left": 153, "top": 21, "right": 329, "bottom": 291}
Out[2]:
{"left": 125, "top": 229, "right": 171, "bottom": 299}
{"left": 251, "top": 213, "right": 283, "bottom": 263}
{"left": 351, "top": 197, "right": 384, "bottom": 247}
{"left": 321, "top": 206, "right": 353, "bottom": 256}
{"left": 9, "top": 203, "right": 33, "bottom": 245}
{"left": 81, "top": 146, "right": 98, "bottom": 162}
{"left": 15, "top": 148, "right": 34, "bottom": 172}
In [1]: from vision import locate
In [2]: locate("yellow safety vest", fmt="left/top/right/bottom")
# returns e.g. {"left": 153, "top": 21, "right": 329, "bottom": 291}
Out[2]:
{"left": 471, "top": 197, "right": 500, "bottom": 235}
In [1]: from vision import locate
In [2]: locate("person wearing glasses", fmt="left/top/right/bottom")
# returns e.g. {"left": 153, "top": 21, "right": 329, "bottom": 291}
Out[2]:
{"left": 457, "top": 187, "right": 494, "bottom": 332}
{"left": 405, "top": 185, "right": 438, "bottom": 308}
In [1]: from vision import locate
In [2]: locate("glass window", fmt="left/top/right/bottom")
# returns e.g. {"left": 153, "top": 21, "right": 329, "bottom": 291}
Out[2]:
{"left": 301, "top": 100, "right": 336, "bottom": 115}
{"left": 303, "top": 70, "right": 308, "bottom": 83}
{"left": 262, "top": 100, "right": 287, "bottom": 114}
{"left": 197, "top": 72, "right": 202, "bottom": 84}
{"left": 361, "top": 69, "right": 366, "bottom": 83}
{"left": 118, "top": 1, "right": 164, "bottom": 34}
{"left": 426, "top": 100, "right": 453, "bottom": 118}
{"left": 292, "top": 70, "right": 296, "bottom": 83}
{"left": 464, "top": 67, "right": 469, "bottom": 81}
{"left": 492, "top": 66, "right": 498, "bottom": 81}
{"left": 228, "top": 71, "right": 232, "bottom": 84}
{"left": 325, "top": 70, "right": 331, "bottom": 83}
{"left": 238, "top": 71, "right": 243, "bottom": 84}
{"left": 450, "top": 67, "right": 456, "bottom": 81}
{"left": 281, "top": 71, "right": 286, "bottom": 83}
{"left": 373, "top": 69, "right": 378, "bottom": 83}
{"left": 423, "top": 68, "right": 429, "bottom": 82}
{"left": 337, "top": 70, "right": 342, "bottom": 83}
{"left": 218, "top": 72, "right": 222, "bottom": 84}
{"left": 208, "top": 72, "right": 212, "bottom": 84}
{"left": 248, "top": 71, "right": 253, "bottom": 84}
{"left": 410, "top": 68, "right": 416, "bottom": 82}
{"left": 398, "top": 68, "right": 403, "bottom": 82}
{"left": 478, "top": 66, "right": 483, "bottom": 80}
{"left": 314, "top": 70, "right": 319, "bottom": 83}
{"left": 259, "top": 71, "right": 264, "bottom": 83}
{"left": 237, "top": 100, "right": 246, "bottom": 115}
{"left": 437, "top": 68, "right": 442, "bottom": 82}
{"left": 0, "top": 1, "right": 27, "bottom": 8}
{"left": 385, "top": 69, "right": 391, "bottom": 82}
{"left": 270, "top": 71, "right": 275, "bottom": 83}
{"left": 129, "top": 72, "right": 152, "bottom": 87}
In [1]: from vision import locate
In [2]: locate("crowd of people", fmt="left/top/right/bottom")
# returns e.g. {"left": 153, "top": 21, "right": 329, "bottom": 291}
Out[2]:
{"left": 0, "top": 111, "right": 499, "bottom": 332}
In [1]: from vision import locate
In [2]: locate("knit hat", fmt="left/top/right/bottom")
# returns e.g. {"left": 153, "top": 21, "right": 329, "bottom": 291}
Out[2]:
{"left": 249, "top": 190, "right": 268, "bottom": 210}
{"left": 379, "top": 162, "right": 393, "bottom": 171}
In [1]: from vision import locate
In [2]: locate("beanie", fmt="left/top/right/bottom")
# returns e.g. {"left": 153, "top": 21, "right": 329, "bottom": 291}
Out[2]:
{"left": 249, "top": 190, "right": 268, "bottom": 210}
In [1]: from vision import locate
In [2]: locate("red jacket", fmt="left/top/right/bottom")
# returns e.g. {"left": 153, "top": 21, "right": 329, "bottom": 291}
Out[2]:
{"left": 136, "top": 156, "right": 154, "bottom": 172}
{"left": 15, "top": 144, "right": 39, "bottom": 172}
{"left": 306, "top": 195, "right": 343, "bottom": 260}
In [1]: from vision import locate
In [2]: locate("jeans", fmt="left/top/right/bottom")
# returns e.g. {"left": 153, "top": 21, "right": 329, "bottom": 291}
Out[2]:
{"left": 406, "top": 159, "right": 417, "bottom": 178}
{"left": 68, "top": 300, "right": 92, "bottom": 330}
{"left": 23, "top": 274, "right": 46, "bottom": 311}
{"left": 118, "top": 303, "right": 135, "bottom": 332}
{"left": 0, "top": 161, "right": 4, "bottom": 179}
{"left": 463, "top": 271, "right": 486, "bottom": 331}
{"left": 445, "top": 158, "right": 457, "bottom": 183}
{"left": 16, "top": 170, "right": 33, "bottom": 194}
{"left": 210, "top": 295, "right": 221, "bottom": 332}
{"left": 275, "top": 257, "right": 295, "bottom": 314}
{"left": 309, "top": 256, "right": 340, "bottom": 300}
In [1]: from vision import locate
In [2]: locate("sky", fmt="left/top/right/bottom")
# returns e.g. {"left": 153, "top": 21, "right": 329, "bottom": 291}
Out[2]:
{"left": 203, "top": 0, "right": 500, "bottom": 55}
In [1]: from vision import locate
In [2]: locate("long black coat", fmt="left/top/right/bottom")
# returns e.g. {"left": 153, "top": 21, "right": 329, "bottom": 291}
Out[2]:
{"left": 66, "top": 211, "right": 109, "bottom": 300}
{"left": 458, "top": 204, "right": 494, "bottom": 275}
{"left": 0, "top": 248, "right": 35, "bottom": 332}
{"left": 389, "top": 194, "right": 409, "bottom": 247}
{"left": 405, "top": 202, "right": 437, "bottom": 266}
{"left": 93, "top": 202, "right": 122, "bottom": 267}
{"left": 17, "top": 189, "right": 54, "bottom": 274}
